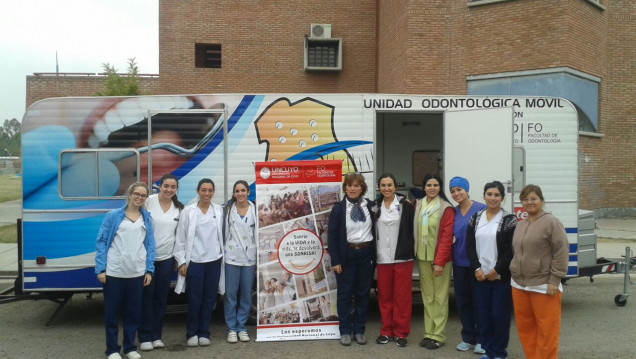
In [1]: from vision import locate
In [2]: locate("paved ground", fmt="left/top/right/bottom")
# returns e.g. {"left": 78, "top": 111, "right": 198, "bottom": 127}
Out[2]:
{"left": 1, "top": 273, "right": 635, "bottom": 359}
{"left": 0, "top": 199, "right": 20, "bottom": 227}
{"left": 0, "top": 201, "right": 635, "bottom": 358}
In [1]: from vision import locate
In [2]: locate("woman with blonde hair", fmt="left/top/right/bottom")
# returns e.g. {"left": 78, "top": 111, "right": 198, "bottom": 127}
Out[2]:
{"left": 95, "top": 182, "right": 155, "bottom": 359}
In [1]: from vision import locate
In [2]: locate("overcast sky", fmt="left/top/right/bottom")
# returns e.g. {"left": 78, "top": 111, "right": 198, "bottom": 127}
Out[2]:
{"left": 0, "top": 0, "right": 159, "bottom": 122}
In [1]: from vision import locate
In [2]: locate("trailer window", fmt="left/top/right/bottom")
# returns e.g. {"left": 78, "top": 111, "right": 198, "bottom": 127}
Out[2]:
{"left": 59, "top": 149, "right": 140, "bottom": 199}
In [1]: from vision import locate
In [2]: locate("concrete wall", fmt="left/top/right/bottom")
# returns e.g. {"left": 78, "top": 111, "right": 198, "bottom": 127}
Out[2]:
{"left": 0, "top": 158, "right": 20, "bottom": 176}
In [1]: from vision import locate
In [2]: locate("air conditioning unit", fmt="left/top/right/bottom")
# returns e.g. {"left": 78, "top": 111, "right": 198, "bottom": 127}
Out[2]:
{"left": 310, "top": 24, "right": 331, "bottom": 39}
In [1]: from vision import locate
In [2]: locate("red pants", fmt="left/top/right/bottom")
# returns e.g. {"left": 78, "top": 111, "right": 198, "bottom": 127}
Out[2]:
{"left": 512, "top": 287, "right": 562, "bottom": 359}
{"left": 376, "top": 261, "right": 413, "bottom": 338}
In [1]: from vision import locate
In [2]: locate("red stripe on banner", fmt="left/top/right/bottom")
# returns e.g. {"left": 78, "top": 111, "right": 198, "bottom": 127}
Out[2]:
{"left": 255, "top": 160, "right": 343, "bottom": 185}
{"left": 262, "top": 322, "right": 339, "bottom": 329}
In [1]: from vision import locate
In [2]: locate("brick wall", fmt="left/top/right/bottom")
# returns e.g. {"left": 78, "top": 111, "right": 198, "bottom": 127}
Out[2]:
{"left": 376, "top": 0, "right": 633, "bottom": 213}
{"left": 589, "top": 0, "right": 636, "bottom": 213}
{"left": 26, "top": 74, "right": 161, "bottom": 109}
{"left": 24, "top": 0, "right": 634, "bottom": 213}
{"left": 157, "top": 0, "right": 377, "bottom": 94}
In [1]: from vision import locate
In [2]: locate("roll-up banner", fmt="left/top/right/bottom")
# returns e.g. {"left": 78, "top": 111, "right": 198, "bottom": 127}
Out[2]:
{"left": 254, "top": 160, "right": 342, "bottom": 341}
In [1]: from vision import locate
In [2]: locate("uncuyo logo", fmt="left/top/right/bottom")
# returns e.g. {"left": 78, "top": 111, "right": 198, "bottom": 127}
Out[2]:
{"left": 260, "top": 167, "right": 271, "bottom": 179}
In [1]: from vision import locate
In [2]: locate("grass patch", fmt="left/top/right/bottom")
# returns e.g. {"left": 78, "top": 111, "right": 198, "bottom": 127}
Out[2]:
{"left": 0, "top": 224, "right": 17, "bottom": 244}
{"left": 0, "top": 176, "right": 21, "bottom": 203}
{"left": 597, "top": 237, "right": 636, "bottom": 243}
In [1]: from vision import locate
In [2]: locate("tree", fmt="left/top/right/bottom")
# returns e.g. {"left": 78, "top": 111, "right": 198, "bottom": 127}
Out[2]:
{"left": 0, "top": 118, "right": 21, "bottom": 157}
{"left": 95, "top": 57, "right": 142, "bottom": 96}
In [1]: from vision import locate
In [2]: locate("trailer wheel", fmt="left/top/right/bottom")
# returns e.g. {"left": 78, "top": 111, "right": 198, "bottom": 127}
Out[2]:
{"left": 614, "top": 294, "right": 627, "bottom": 307}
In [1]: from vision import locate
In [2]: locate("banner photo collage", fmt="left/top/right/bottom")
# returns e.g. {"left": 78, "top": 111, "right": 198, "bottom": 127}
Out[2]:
{"left": 254, "top": 160, "right": 342, "bottom": 341}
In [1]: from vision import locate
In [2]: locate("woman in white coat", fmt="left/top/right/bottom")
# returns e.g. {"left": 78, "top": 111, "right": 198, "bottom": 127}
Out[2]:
{"left": 223, "top": 180, "right": 257, "bottom": 343}
{"left": 139, "top": 174, "right": 184, "bottom": 351}
{"left": 173, "top": 178, "right": 224, "bottom": 348}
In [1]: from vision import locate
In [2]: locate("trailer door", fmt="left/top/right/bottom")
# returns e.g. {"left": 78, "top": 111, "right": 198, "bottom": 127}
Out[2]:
{"left": 443, "top": 107, "right": 514, "bottom": 212}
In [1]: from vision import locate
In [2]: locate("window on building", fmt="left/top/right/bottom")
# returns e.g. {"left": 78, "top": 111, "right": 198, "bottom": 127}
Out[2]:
{"left": 304, "top": 38, "right": 342, "bottom": 71}
{"left": 59, "top": 150, "right": 140, "bottom": 198}
{"left": 195, "top": 43, "right": 222, "bottom": 68}
{"left": 467, "top": 68, "right": 600, "bottom": 132}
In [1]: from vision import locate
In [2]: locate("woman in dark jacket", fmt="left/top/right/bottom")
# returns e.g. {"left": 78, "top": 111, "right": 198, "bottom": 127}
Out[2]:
{"left": 373, "top": 173, "right": 414, "bottom": 347}
{"left": 327, "top": 173, "right": 376, "bottom": 346}
{"left": 466, "top": 181, "right": 517, "bottom": 359}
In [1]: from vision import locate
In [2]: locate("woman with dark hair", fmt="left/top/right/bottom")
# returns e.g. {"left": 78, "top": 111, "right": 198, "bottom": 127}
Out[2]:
{"left": 223, "top": 180, "right": 257, "bottom": 344}
{"left": 510, "top": 184, "right": 568, "bottom": 359}
{"left": 466, "top": 181, "right": 517, "bottom": 359}
{"left": 414, "top": 173, "right": 454, "bottom": 350}
{"left": 328, "top": 173, "right": 376, "bottom": 346}
{"left": 173, "top": 178, "right": 224, "bottom": 348}
{"left": 373, "top": 173, "right": 414, "bottom": 347}
{"left": 139, "top": 174, "right": 184, "bottom": 351}
{"left": 95, "top": 182, "right": 155, "bottom": 359}
{"left": 449, "top": 176, "right": 486, "bottom": 354}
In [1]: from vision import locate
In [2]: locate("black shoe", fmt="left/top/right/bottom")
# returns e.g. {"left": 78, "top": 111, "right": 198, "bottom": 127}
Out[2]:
{"left": 426, "top": 339, "right": 445, "bottom": 350}
{"left": 376, "top": 335, "right": 390, "bottom": 344}
{"left": 395, "top": 337, "right": 407, "bottom": 347}
{"left": 419, "top": 338, "right": 432, "bottom": 347}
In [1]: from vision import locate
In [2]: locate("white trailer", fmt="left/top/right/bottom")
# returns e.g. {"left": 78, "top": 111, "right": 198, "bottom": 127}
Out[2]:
{"left": 5, "top": 94, "right": 617, "bottom": 320}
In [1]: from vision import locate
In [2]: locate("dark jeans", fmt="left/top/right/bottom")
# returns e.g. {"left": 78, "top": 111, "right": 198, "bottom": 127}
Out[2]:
{"left": 453, "top": 264, "right": 481, "bottom": 345}
{"left": 335, "top": 245, "right": 374, "bottom": 335}
{"left": 103, "top": 275, "right": 144, "bottom": 356}
{"left": 473, "top": 280, "right": 512, "bottom": 359}
{"left": 185, "top": 259, "right": 222, "bottom": 339}
{"left": 139, "top": 258, "right": 174, "bottom": 343}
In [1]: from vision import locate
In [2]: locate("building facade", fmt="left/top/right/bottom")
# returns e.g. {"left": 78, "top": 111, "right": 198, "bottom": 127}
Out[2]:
{"left": 26, "top": 0, "right": 634, "bottom": 214}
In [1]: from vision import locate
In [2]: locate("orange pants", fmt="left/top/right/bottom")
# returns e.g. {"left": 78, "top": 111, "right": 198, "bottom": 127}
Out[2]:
{"left": 512, "top": 287, "right": 562, "bottom": 359}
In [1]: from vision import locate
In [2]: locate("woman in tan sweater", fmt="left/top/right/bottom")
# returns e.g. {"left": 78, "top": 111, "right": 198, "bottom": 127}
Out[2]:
{"left": 509, "top": 184, "right": 569, "bottom": 359}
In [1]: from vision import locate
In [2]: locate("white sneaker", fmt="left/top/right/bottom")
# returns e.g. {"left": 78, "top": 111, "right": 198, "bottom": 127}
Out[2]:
{"left": 227, "top": 330, "right": 238, "bottom": 343}
{"left": 107, "top": 353, "right": 122, "bottom": 359}
{"left": 199, "top": 337, "right": 211, "bottom": 346}
{"left": 125, "top": 351, "right": 142, "bottom": 359}
{"left": 152, "top": 340, "right": 165, "bottom": 349}
{"left": 139, "top": 342, "right": 153, "bottom": 351}
{"left": 187, "top": 335, "right": 199, "bottom": 347}
{"left": 456, "top": 341, "right": 475, "bottom": 351}
{"left": 474, "top": 343, "right": 486, "bottom": 354}
{"left": 238, "top": 331, "right": 250, "bottom": 342}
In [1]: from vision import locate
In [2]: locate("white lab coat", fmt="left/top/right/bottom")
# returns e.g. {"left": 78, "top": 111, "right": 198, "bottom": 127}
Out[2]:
{"left": 173, "top": 202, "right": 224, "bottom": 294}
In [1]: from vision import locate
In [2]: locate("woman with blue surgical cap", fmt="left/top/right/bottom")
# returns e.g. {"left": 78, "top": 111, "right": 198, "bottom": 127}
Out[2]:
{"left": 449, "top": 176, "right": 486, "bottom": 355}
